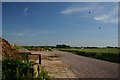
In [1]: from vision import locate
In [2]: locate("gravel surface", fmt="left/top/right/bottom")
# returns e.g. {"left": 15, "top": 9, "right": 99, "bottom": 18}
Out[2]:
{"left": 31, "top": 50, "right": 119, "bottom": 78}
{"left": 53, "top": 50, "right": 119, "bottom": 78}
{"left": 30, "top": 51, "right": 76, "bottom": 78}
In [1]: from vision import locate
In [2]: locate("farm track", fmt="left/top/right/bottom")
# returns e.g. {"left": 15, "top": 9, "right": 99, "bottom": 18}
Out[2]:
{"left": 52, "top": 50, "right": 119, "bottom": 78}
{"left": 31, "top": 50, "right": 119, "bottom": 78}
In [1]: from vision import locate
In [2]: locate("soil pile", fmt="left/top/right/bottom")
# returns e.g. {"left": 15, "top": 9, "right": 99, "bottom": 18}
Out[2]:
{"left": 0, "top": 38, "right": 21, "bottom": 58}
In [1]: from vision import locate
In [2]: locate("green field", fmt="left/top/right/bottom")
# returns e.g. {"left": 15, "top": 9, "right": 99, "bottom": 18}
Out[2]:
{"left": 60, "top": 48, "right": 119, "bottom": 63}
{"left": 60, "top": 48, "right": 118, "bottom": 53}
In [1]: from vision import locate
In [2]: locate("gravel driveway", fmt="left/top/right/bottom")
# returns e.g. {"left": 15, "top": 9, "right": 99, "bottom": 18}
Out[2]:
{"left": 52, "top": 50, "right": 119, "bottom": 78}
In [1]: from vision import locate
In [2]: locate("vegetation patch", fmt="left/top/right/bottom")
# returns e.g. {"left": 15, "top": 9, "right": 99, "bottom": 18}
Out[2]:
{"left": 2, "top": 57, "right": 50, "bottom": 80}
{"left": 2, "top": 58, "right": 34, "bottom": 79}
{"left": 60, "top": 48, "right": 119, "bottom": 63}
{"left": 22, "top": 46, "right": 52, "bottom": 51}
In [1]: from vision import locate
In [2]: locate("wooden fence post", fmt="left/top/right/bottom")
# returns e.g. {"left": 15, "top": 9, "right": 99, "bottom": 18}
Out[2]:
{"left": 39, "top": 54, "right": 41, "bottom": 64}
{"left": 16, "top": 67, "right": 19, "bottom": 78}
{"left": 33, "top": 64, "right": 39, "bottom": 78}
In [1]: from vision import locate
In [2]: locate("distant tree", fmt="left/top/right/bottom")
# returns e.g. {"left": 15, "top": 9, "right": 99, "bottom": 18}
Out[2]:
{"left": 56, "top": 45, "right": 61, "bottom": 48}
{"left": 86, "top": 46, "right": 90, "bottom": 48}
{"left": 107, "top": 46, "right": 113, "bottom": 48}
{"left": 56, "top": 44, "right": 70, "bottom": 48}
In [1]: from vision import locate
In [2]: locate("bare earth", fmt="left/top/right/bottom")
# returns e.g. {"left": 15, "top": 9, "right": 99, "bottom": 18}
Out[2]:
{"left": 31, "top": 51, "right": 76, "bottom": 78}
{"left": 31, "top": 50, "right": 119, "bottom": 78}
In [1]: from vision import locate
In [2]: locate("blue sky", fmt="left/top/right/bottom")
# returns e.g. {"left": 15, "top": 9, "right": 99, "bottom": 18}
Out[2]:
{"left": 1, "top": 0, "right": 119, "bottom": 2}
{"left": 0, "top": 2, "right": 2, "bottom": 37}
{"left": 3, "top": 2, "right": 118, "bottom": 47}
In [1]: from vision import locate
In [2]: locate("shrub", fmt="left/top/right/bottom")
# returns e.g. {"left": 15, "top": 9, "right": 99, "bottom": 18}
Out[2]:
{"left": 2, "top": 58, "right": 34, "bottom": 79}
{"left": 38, "top": 66, "right": 50, "bottom": 80}
{"left": 2, "top": 58, "right": 50, "bottom": 79}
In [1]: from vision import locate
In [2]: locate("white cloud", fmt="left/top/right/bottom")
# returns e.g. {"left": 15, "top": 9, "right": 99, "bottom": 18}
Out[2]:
{"left": 13, "top": 30, "right": 30, "bottom": 36}
{"left": 24, "top": 7, "right": 30, "bottom": 15}
{"left": 39, "top": 31, "right": 54, "bottom": 34}
{"left": 94, "top": 6, "right": 118, "bottom": 24}
{"left": 13, "top": 30, "right": 54, "bottom": 37}
{"left": 60, "top": 3, "right": 103, "bottom": 15}
{"left": 60, "top": 3, "right": 118, "bottom": 24}
{"left": 17, "top": 33, "right": 24, "bottom": 36}
{"left": 61, "top": 7, "right": 92, "bottom": 14}
{"left": 13, "top": 33, "right": 25, "bottom": 36}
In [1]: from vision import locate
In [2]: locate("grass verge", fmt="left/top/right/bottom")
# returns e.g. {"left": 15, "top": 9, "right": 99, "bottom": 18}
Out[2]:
{"left": 60, "top": 49, "right": 119, "bottom": 63}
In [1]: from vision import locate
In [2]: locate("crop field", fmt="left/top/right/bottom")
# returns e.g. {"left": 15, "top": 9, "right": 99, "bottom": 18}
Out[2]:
{"left": 60, "top": 48, "right": 119, "bottom": 63}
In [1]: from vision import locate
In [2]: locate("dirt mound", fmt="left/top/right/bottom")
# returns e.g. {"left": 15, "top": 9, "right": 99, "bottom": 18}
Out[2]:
{"left": 0, "top": 38, "right": 21, "bottom": 59}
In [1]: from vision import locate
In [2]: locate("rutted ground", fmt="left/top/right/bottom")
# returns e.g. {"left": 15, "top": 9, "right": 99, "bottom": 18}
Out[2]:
{"left": 30, "top": 50, "right": 118, "bottom": 78}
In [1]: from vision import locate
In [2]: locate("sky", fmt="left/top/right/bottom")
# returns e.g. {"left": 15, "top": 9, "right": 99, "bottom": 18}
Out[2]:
{"left": 2, "top": 2, "right": 118, "bottom": 47}
{"left": 0, "top": 2, "right": 2, "bottom": 37}
{"left": 1, "top": 0, "right": 119, "bottom": 2}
